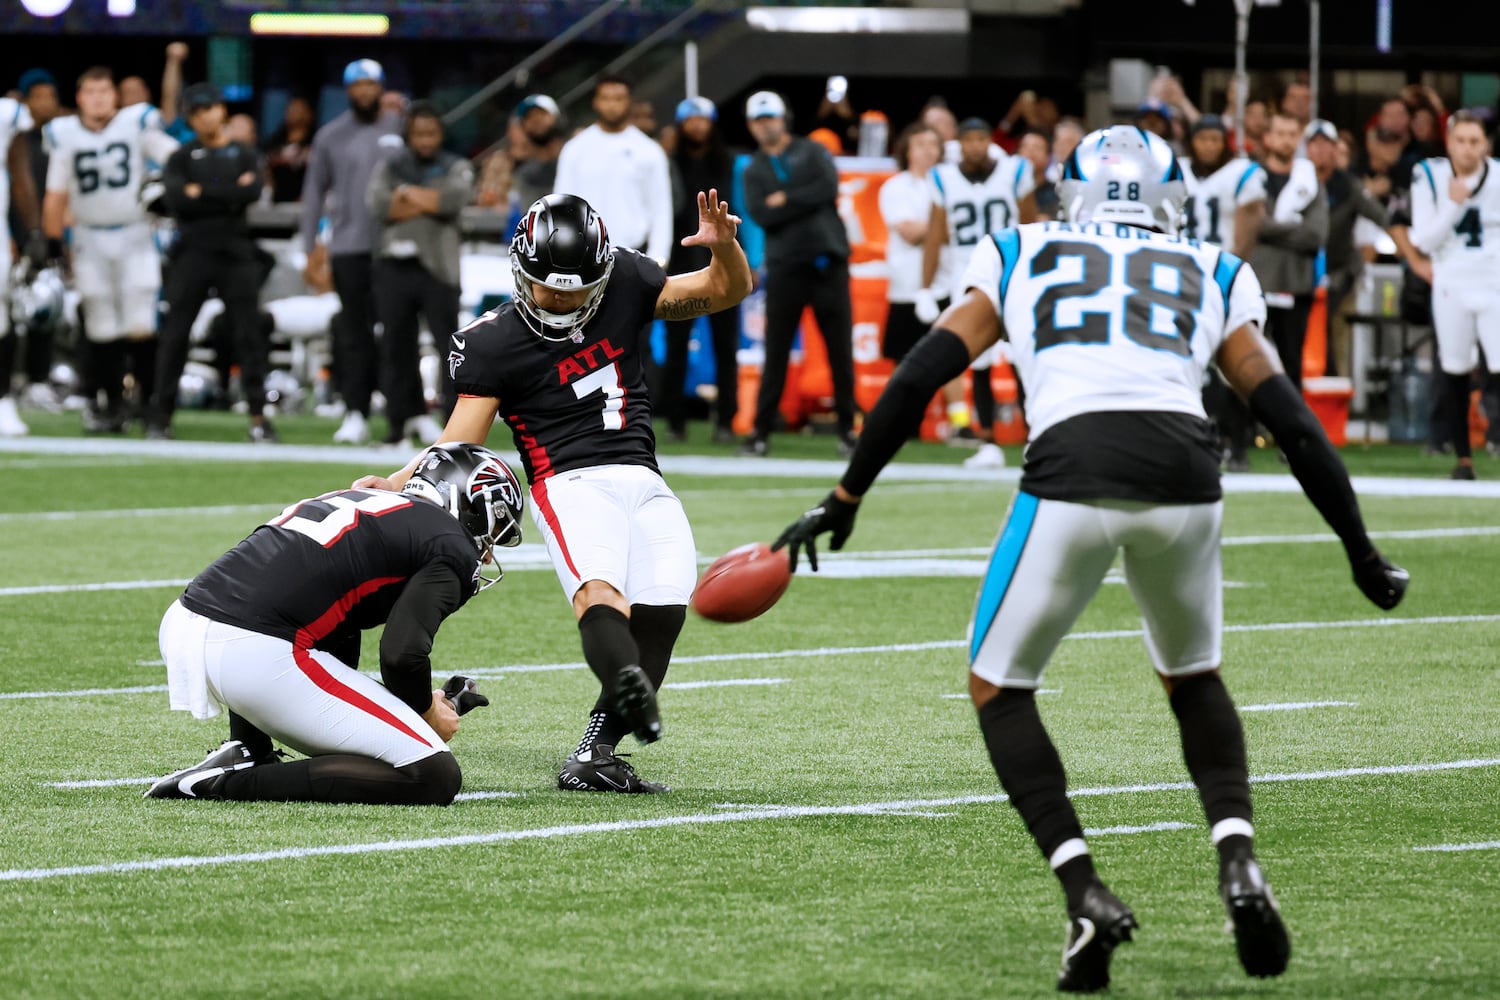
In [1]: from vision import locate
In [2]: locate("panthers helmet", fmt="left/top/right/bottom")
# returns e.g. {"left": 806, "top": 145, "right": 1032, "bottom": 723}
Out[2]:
{"left": 403, "top": 443, "right": 525, "bottom": 592}
{"left": 509, "top": 193, "right": 614, "bottom": 342}
{"left": 9, "top": 262, "right": 66, "bottom": 337}
{"left": 1058, "top": 126, "right": 1187, "bottom": 235}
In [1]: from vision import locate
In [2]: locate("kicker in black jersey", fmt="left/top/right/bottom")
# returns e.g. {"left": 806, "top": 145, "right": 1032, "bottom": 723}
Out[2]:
{"left": 449, "top": 248, "right": 668, "bottom": 483}
{"left": 181, "top": 489, "right": 481, "bottom": 646}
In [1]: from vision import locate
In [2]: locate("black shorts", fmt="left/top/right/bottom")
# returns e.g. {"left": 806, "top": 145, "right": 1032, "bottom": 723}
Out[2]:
{"left": 882, "top": 298, "right": 948, "bottom": 362}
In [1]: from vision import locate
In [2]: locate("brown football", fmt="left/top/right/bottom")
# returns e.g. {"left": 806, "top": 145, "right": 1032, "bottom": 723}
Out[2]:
{"left": 691, "top": 543, "right": 793, "bottom": 623}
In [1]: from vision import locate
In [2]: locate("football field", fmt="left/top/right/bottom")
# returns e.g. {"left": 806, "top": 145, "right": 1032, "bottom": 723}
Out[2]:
{"left": 3, "top": 428, "right": 1498, "bottom": 998}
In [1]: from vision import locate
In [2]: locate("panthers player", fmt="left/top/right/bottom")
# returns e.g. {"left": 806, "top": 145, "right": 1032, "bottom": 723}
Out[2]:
{"left": 919, "top": 117, "right": 1037, "bottom": 467}
{"left": 146, "top": 444, "right": 524, "bottom": 805}
{"left": 357, "top": 190, "right": 751, "bottom": 794}
{"left": 42, "top": 67, "right": 178, "bottom": 433}
{"left": 1181, "top": 114, "right": 1267, "bottom": 472}
{"left": 1, "top": 90, "right": 45, "bottom": 437}
{"left": 775, "top": 127, "right": 1409, "bottom": 993}
{"left": 1410, "top": 110, "right": 1500, "bottom": 480}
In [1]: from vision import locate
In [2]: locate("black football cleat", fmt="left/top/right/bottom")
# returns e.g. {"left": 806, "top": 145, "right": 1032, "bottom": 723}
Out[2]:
{"left": 1221, "top": 857, "right": 1291, "bottom": 978}
{"left": 1058, "top": 883, "right": 1138, "bottom": 993}
{"left": 144, "top": 740, "right": 260, "bottom": 799}
{"left": 613, "top": 664, "right": 662, "bottom": 744}
{"left": 557, "top": 745, "right": 669, "bottom": 794}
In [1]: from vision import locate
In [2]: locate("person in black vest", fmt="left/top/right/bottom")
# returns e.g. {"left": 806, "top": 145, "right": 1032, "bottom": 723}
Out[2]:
{"left": 151, "top": 83, "right": 273, "bottom": 442}
{"left": 367, "top": 102, "right": 473, "bottom": 444}
{"left": 661, "top": 96, "right": 741, "bottom": 443}
{"left": 145, "top": 444, "right": 524, "bottom": 805}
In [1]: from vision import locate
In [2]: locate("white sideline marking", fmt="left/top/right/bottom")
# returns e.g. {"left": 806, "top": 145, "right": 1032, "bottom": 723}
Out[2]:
{"left": 661, "top": 678, "right": 788, "bottom": 691}
{"left": 1084, "top": 821, "right": 1194, "bottom": 836}
{"left": 1241, "top": 700, "right": 1359, "bottom": 713}
{"left": 0, "top": 503, "right": 277, "bottom": 523}
{"left": 6, "top": 614, "right": 1499, "bottom": 703}
{"left": 453, "top": 791, "right": 522, "bottom": 802}
{"left": 1413, "top": 840, "right": 1500, "bottom": 853}
{"left": 46, "top": 777, "right": 155, "bottom": 789}
{"left": 0, "top": 579, "right": 190, "bottom": 597}
{"left": 942, "top": 689, "right": 1060, "bottom": 699}
{"left": 4, "top": 757, "right": 1497, "bottom": 883}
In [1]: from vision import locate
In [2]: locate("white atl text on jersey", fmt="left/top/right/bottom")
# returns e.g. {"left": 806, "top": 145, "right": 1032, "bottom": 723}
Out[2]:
{"left": 930, "top": 155, "right": 1035, "bottom": 295}
{"left": 1411, "top": 157, "right": 1500, "bottom": 277}
{"left": 43, "top": 104, "right": 177, "bottom": 227}
{"left": 963, "top": 221, "right": 1267, "bottom": 441}
{"left": 1179, "top": 157, "right": 1266, "bottom": 250}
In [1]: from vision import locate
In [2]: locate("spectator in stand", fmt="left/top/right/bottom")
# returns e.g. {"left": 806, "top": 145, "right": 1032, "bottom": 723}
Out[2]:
{"left": 1017, "top": 130, "right": 1059, "bottom": 219}
{"left": 878, "top": 122, "right": 946, "bottom": 365}
{"left": 1374, "top": 97, "right": 1427, "bottom": 180}
{"left": 1409, "top": 105, "right": 1444, "bottom": 159}
{"left": 381, "top": 90, "right": 410, "bottom": 118}
{"left": 226, "top": 114, "right": 257, "bottom": 149}
{"left": 1252, "top": 112, "right": 1328, "bottom": 390}
{"left": 992, "top": 90, "right": 1058, "bottom": 154}
{"left": 630, "top": 99, "right": 660, "bottom": 139}
{"left": 479, "top": 94, "right": 565, "bottom": 217}
{"left": 367, "top": 101, "right": 471, "bottom": 445}
{"left": 553, "top": 75, "right": 673, "bottom": 266}
{"left": 813, "top": 76, "right": 859, "bottom": 154}
{"left": 740, "top": 89, "right": 856, "bottom": 458}
{"left": 922, "top": 101, "right": 958, "bottom": 151}
{"left": 265, "top": 97, "right": 315, "bottom": 203}
{"left": 118, "top": 75, "right": 151, "bottom": 110}
{"left": 661, "top": 96, "right": 740, "bottom": 444}
{"left": 1305, "top": 118, "right": 1391, "bottom": 380}
{"left": 7, "top": 69, "right": 64, "bottom": 413}
{"left": 158, "top": 42, "right": 194, "bottom": 144}
{"left": 1051, "top": 118, "right": 1084, "bottom": 182}
{"left": 298, "top": 58, "right": 403, "bottom": 446}
{"left": 1234, "top": 99, "right": 1269, "bottom": 160}
{"left": 1279, "top": 79, "right": 1312, "bottom": 128}
{"left": 1136, "top": 99, "right": 1176, "bottom": 149}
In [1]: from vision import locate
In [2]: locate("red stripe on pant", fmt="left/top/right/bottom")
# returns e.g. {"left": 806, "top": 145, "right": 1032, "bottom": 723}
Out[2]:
{"left": 531, "top": 478, "right": 582, "bottom": 581}
{"left": 292, "top": 647, "right": 435, "bottom": 748}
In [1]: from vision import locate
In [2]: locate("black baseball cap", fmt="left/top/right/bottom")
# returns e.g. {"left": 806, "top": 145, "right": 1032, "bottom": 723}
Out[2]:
{"left": 1191, "top": 113, "right": 1227, "bottom": 137}
{"left": 957, "top": 117, "right": 992, "bottom": 136}
{"left": 182, "top": 82, "right": 223, "bottom": 113}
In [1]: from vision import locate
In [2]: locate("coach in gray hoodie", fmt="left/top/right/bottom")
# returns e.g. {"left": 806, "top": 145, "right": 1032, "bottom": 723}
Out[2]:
{"left": 298, "top": 58, "right": 403, "bottom": 445}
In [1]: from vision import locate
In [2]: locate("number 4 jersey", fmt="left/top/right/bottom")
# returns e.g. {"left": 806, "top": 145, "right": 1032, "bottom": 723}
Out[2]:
{"left": 43, "top": 104, "right": 177, "bottom": 227}
{"left": 1410, "top": 156, "right": 1500, "bottom": 279}
{"left": 180, "top": 490, "right": 482, "bottom": 646}
{"left": 963, "top": 221, "right": 1267, "bottom": 502}
{"left": 450, "top": 247, "right": 667, "bottom": 484}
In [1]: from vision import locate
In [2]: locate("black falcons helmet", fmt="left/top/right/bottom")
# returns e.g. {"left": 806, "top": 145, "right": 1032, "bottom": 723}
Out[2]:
{"left": 403, "top": 443, "right": 525, "bottom": 592}
{"left": 510, "top": 193, "right": 615, "bottom": 342}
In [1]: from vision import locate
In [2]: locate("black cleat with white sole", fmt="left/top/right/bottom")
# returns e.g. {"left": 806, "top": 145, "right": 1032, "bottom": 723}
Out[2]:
{"left": 613, "top": 663, "right": 662, "bottom": 744}
{"left": 1058, "top": 882, "right": 1138, "bottom": 993}
{"left": 144, "top": 740, "right": 260, "bottom": 799}
{"left": 557, "top": 744, "right": 669, "bottom": 794}
{"left": 1222, "top": 857, "right": 1291, "bottom": 978}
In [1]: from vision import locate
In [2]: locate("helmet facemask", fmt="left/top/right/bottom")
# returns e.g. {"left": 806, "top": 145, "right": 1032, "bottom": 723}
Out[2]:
{"left": 403, "top": 445, "right": 526, "bottom": 594}
{"left": 509, "top": 253, "right": 614, "bottom": 343}
{"left": 509, "top": 194, "right": 616, "bottom": 343}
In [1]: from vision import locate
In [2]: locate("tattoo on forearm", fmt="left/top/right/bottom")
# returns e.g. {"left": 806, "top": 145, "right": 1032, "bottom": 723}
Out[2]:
{"left": 659, "top": 296, "right": 711, "bottom": 320}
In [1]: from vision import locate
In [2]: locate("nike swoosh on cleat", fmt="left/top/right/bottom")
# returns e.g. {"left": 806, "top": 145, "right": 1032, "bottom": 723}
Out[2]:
{"left": 1064, "top": 918, "right": 1096, "bottom": 960}
{"left": 594, "top": 771, "right": 627, "bottom": 791}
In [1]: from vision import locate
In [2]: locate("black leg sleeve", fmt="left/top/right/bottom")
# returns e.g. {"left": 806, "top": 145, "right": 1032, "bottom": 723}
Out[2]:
{"left": 977, "top": 690, "right": 1085, "bottom": 862}
{"left": 218, "top": 751, "right": 460, "bottom": 805}
{"left": 1168, "top": 672, "right": 1252, "bottom": 829}
{"left": 971, "top": 366, "right": 995, "bottom": 432}
{"left": 629, "top": 603, "right": 686, "bottom": 692}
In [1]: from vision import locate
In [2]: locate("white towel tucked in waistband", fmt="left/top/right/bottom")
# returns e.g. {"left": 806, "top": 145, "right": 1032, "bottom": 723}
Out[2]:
{"left": 159, "top": 599, "right": 222, "bottom": 720}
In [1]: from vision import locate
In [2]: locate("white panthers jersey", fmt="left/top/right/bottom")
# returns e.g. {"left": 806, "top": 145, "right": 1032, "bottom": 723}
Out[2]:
{"left": 44, "top": 105, "right": 177, "bottom": 227}
{"left": 1410, "top": 157, "right": 1500, "bottom": 279}
{"left": 962, "top": 221, "right": 1267, "bottom": 441}
{"left": 931, "top": 156, "right": 1035, "bottom": 295}
{"left": 1, "top": 97, "right": 36, "bottom": 235}
{"left": 1179, "top": 157, "right": 1265, "bottom": 250}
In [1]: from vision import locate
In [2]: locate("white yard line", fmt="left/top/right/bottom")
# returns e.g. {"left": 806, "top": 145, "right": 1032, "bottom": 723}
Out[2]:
{"left": 1084, "top": 821, "right": 1195, "bottom": 836}
{"left": 45, "top": 777, "right": 158, "bottom": 789}
{"left": 661, "top": 678, "right": 788, "bottom": 690}
{"left": 0, "top": 504, "right": 278, "bottom": 523}
{"left": 1, "top": 684, "right": 168, "bottom": 701}
{"left": 1240, "top": 701, "right": 1359, "bottom": 713}
{"left": 1413, "top": 840, "right": 1500, "bottom": 853}
{"left": 6, "top": 756, "right": 1497, "bottom": 883}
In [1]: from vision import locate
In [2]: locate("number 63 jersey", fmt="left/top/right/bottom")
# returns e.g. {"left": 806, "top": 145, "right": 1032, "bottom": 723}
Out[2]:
{"left": 963, "top": 221, "right": 1267, "bottom": 502}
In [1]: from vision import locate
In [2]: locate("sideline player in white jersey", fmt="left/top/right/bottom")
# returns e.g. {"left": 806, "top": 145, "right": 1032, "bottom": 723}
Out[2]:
{"left": 918, "top": 116, "right": 1036, "bottom": 466}
{"left": 1180, "top": 114, "right": 1268, "bottom": 472}
{"left": 42, "top": 66, "right": 178, "bottom": 432}
{"left": 1409, "top": 109, "right": 1500, "bottom": 479}
{"left": 774, "top": 127, "right": 1408, "bottom": 994}
{"left": 1, "top": 93, "right": 45, "bottom": 437}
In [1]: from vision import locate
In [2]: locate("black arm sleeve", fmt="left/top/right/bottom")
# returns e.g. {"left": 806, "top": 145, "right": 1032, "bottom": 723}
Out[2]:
{"left": 1247, "top": 374, "right": 1373, "bottom": 562}
{"left": 839, "top": 328, "right": 973, "bottom": 497}
{"left": 379, "top": 561, "right": 466, "bottom": 715}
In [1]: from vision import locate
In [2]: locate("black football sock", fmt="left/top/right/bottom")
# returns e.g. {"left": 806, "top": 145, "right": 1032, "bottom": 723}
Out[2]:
{"left": 579, "top": 603, "right": 688, "bottom": 752}
{"left": 978, "top": 688, "right": 1095, "bottom": 909}
{"left": 217, "top": 752, "right": 460, "bottom": 805}
{"left": 127, "top": 338, "right": 157, "bottom": 413}
{"left": 1169, "top": 672, "right": 1255, "bottom": 871}
{"left": 228, "top": 711, "right": 275, "bottom": 761}
{"left": 1446, "top": 373, "right": 1473, "bottom": 461}
{"left": 0, "top": 334, "right": 16, "bottom": 391}
{"left": 971, "top": 366, "right": 996, "bottom": 434}
{"left": 575, "top": 604, "right": 642, "bottom": 754}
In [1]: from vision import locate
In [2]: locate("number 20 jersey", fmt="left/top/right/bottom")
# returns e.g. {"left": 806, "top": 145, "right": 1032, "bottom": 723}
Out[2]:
{"left": 450, "top": 248, "right": 667, "bottom": 484}
{"left": 963, "top": 221, "right": 1266, "bottom": 500}
{"left": 180, "top": 490, "right": 481, "bottom": 646}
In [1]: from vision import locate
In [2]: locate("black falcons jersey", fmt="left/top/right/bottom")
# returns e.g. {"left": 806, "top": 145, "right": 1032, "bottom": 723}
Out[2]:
{"left": 449, "top": 248, "right": 667, "bottom": 483}
{"left": 180, "top": 490, "right": 481, "bottom": 645}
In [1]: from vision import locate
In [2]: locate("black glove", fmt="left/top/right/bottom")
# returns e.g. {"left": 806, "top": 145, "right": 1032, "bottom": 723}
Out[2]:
{"left": 442, "top": 674, "right": 490, "bottom": 715}
{"left": 771, "top": 490, "right": 860, "bottom": 573}
{"left": 1352, "top": 550, "right": 1409, "bottom": 610}
{"left": 23, "top": 229, "right": 48, "bottom": 272}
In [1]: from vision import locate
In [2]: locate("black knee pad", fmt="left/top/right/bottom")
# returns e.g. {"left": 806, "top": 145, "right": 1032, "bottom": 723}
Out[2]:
{"left": 400, "top": 752, "right": 462, "bottom": 806}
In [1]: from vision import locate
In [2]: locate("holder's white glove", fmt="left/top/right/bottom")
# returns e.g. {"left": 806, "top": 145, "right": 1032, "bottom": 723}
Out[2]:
{"left": 913, "top": 287, "right": 941, "bottom": 324}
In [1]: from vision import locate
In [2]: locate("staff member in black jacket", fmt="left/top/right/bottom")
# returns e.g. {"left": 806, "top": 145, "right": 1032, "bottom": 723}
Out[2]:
{"left": 151, "top": 83, "right": 274, "bottom": 442}
{"left": 367, "top": 101, "right": 472, "bottom": 445}
{"left": 740, "top": 90, "right": 856, "bottom": 458}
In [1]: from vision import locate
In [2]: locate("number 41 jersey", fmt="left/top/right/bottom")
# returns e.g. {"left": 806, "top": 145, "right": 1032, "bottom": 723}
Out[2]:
{"left": 963, "top": 221, "right": 1267, "bottom": 502}
{"left": 180, "top": 490, "right": 482, "bottom": 646}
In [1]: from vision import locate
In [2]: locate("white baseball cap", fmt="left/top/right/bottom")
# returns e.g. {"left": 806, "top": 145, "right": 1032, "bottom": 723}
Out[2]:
{"left": 746, "top": 91, "right": 786, "bottom": 121}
